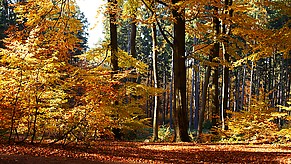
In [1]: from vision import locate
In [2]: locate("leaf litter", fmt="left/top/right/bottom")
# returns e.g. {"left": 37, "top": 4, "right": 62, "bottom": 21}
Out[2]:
{"left": 0, "top": 141, "right": 291, "bottom": 163}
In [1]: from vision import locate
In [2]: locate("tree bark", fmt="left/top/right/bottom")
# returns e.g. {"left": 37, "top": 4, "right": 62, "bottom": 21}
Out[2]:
{"left": 172, "top": 0, "right": 190, "bottom": 142}
{"left": 198, "top": 66, "right": 211, "bottom": 137}
{"left": 221, "top": 42, "right": 229, "bottom": 130}
{"left": 221, "top": 0, "right": 232, "bottom": 129}
{"left": 248, "top": 61, "right": 254, "bottom": 111}
{"left": 129, "top": 17, "right": 137, "bottom": 58}
{"left": 108, "top": 0, "right": 118, "bottom": 71}
{"left": 169, "top": 55, "right": 174, "bottom": 129}
{"left": 194, "top": 62, "right": 200, "bottom": 131}
{"left": 163, "top": 70, "right": 167, "bottom": 125}
{"left": 189, "top": 62, "right": 195, "bottom": 131}
{"left": 211, "top": 6, "right": 220, "bottom": 129}
{"left": 234, "top": 69, "right": 240, "bottom": 111}
{"left": 152, "top": 23, "right": 159, "bottom": 141}
{"left": 241, "top": 65, "right": 246, "bottom": 110}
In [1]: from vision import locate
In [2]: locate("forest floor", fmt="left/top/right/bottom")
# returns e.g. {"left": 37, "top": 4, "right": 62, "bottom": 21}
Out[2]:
{"left": 0, "top": 141, "right": 291, "bottom": 163}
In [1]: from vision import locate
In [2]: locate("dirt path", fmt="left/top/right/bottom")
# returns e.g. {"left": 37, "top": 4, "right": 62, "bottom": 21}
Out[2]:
{"left": 1, "top": 142, "right": 291, "bottom": 163}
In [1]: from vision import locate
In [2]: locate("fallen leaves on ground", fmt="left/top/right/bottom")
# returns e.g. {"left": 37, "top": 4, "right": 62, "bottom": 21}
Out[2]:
{"left": 0, "top": 141, "right": 291, "bottom": 163}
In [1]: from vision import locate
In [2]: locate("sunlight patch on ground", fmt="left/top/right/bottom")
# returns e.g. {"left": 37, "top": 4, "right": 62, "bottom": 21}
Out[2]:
{"left": 140, "top": 145, "right": 203, "bottom": 151}
{"left": 276, "top": 156, "right": 291, "bottom": 163}
{"left": 140, "top": 144, "right": 291, "bottom": 153}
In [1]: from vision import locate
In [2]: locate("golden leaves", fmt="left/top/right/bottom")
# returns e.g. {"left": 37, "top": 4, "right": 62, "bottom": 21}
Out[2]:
{"left": 10, "top": 0, "right": 83, "bottom": 61}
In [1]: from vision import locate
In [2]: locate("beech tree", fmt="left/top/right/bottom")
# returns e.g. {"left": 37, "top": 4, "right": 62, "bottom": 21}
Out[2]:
{"left": 108, "top": 0, "right": 119, "bottom": 71}
{"left": 171, "top": 0, "right": 190, "bottom": 142}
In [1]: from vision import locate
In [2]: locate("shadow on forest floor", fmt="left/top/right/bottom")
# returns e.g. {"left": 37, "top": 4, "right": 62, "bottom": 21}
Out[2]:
{"left": 0, "top": 141, "right": 291, "bottom": 163}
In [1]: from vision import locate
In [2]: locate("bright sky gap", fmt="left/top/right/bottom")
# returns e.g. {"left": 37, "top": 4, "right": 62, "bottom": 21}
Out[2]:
{"left": 76, "top": 0, "right": 105, "bottom": 48}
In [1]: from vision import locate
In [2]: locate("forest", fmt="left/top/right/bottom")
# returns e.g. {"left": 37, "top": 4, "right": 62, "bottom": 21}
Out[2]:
{"left": 0, "top": 0, "right": 291, "bottom": 163}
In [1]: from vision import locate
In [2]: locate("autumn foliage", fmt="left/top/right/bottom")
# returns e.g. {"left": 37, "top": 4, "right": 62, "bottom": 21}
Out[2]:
{"left": 0, "top": 0, "right": 150, "bottom": 144}
{"left": 0, "top": 0, "right": 291, "bottom": 148}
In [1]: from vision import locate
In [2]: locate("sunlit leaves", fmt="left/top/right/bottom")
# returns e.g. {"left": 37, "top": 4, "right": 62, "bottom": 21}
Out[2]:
{"left": 225, "top": 94, "right": 280, "bottom": 142}
{"left": 11, "top": 0, "right": 83, "bottom": 61}
{"left": 0, "top": 0, "right": 91, "bottom": 143}
{"left": 82, "top": 45, "right": 148, "bottom": 74}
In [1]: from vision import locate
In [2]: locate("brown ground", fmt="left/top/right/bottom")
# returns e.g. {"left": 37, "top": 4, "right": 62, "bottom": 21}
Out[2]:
{"left": 0, "top": 141, "right": 291, "bottom": 163}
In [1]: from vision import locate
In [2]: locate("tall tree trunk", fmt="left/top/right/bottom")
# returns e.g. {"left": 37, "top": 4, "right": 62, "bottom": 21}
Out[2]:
{"left": 146, "top": 70, "right": 150, "bottom": 117}
{"left": 194, "top": 62, "right": 200, "bottom": 131}
{"left": 221, "top": 0, "right": 232, "bottom": 129}
{"left": 235, "top": 69, "right": 240, "bottom": 111}
{"left": 248, "top": 61, "right": 254, "bottom": 111}
{"left": 268, "top": 57, "right": 272, "bottom": 103}
{"left": 108, "top": 0, "right": 119, "bottom": 139}
{"left": 211, "top": 6, "right": 220, "bottom": 129}
{"left": 150, "top": 70, "right": 154, "bottom": 117}
{"left": 221, "top": 42, "right": 229, "bottom": 130}
{"left": 241, "top": 65, "right": 246, "bottom": 110}
{"left": 271, "top": 55, "right": 276, "bottom": 107}
{"left": 280, "top": 57, "right": 286, "bottom": 106}
{"left": 152, "top": 23, "right": 159, "bottom": 141}
{"left": 129, "top": 17, "right": 137, "bottom": 58}
{"left": 287, "top": 56, "right": 291, "bottom": 101}
{"left": 189, "top": 62, "right": 195, "bottom": 131}
{"left": 163, "top": 70, "right": 167, "bottom": 125}
{"left": 172, "top": 0, "right": 190, "bottom": 142}
{"left": 198, "top": 66, "right": 211, "bottom": 137}
{"left": 109, "top": 0, "right": 118, "bottom": 71}
{"left": 169, "top": 55, "right": 174, "bottom": 129}
{"left": 256, "top": 66, "right": 260, "bottom": 99}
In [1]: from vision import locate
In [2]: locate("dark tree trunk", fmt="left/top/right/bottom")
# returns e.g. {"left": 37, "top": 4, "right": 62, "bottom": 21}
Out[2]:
{"left": 169, "top": 55, "right": 174, "bottom": 129}
{"left": 268, "top": 57, "right": 273, "bottom": 104}
{"left": 235, "top": 69, "right": 240, "bottom": 111}
{"left": 241, "top": 65, "right": 246, "bottom": 110}
{"left": 248, "top": 62, "right": 254, "bottom": 110}
{"left": 108, "top": 0, "right": 119, "bottom": 138}
{"left": 211, "top": 6, "right": 220, "bottom": 129}
{"left": 194, "top": 62, "right": 200, "bottom": 130}
{"left": 163, "top": 70, "right": 167, "bottom": 125}
{"left": 109, "top": 0, "right": 118, "bottom": 71}
{"left": 189, "top": 62, "right": 195, "bottom": 131}
{"left": 129, "top": 18, "right": 137, "bottom": 58}
{"left": 271, "top": 55, "right": 276, "bottom": 107}
{"left": 172, "top": 0, "right": 190, "bottom": 142}
{"left": 198, "top": 66, "right": 211, "bottom": 137}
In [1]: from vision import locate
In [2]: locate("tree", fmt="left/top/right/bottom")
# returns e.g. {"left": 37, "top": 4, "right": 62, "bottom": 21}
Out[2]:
{"left": 108, "top": 0, "right": 119, "bottom": 71}
{"left": 123, "top": 0, "right": 138, "bottom": 58}
{"left": 152, "top": 22, "right": 159, "bottom": 141}
{"left": 221, "top": 0, "right": 233, "bottom": 130}
{"left": 211, "top": 4, "right": 220, "bottom": 129}
{"left": 0, "top": 0, "right": 85, "bottom": 143}
{"left": 69, "top": 8, "right": 89, "bottom": 64}
{"left": 172, "top": 0, "right": 190, "bottom": 142}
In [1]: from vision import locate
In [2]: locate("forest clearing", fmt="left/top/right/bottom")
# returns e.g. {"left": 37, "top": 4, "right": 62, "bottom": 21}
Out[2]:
{"left": 1, "top": 141, "right": 291, "bottom": 163}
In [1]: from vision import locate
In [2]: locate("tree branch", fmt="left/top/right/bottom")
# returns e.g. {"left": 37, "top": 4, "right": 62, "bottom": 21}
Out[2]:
{"left": 141, "top": 0, "right": 173, "bottom": 47}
